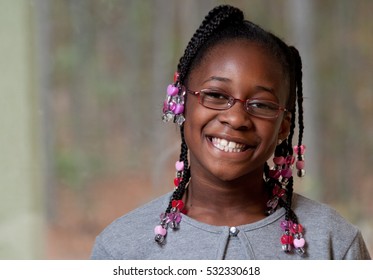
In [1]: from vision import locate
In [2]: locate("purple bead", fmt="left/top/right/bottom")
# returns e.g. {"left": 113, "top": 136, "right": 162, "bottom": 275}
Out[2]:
{"left": 169, "top": 101, "right": 176, "bottom": 112}
{"left": 280, "top": 220, "right": 293, "bottom": 230}
{"left": 162, "top": 100, "right": 168, "bottom": 113}
{"left": 167, "top": 84, "right": 179, "bottom": 96}
{"left": 174, "top": 213, "right": 182, "bottom": 223}
{"left": 281, "top": 168, "right": 292, "bottom": 178}
{"left": 167, "top": 213, "right": 174, "bottom": 223}
{"left": 173, "top": 104, "right": 184, "bottom": 114}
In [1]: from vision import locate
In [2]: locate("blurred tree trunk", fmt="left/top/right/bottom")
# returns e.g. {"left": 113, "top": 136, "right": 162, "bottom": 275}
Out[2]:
{"left": 0, "top": 0, "right": 44, "bottom": 259}
{"left": 34, "top": 0, "right": 56, "bottom": 221}
{"left": 149, "top": 0, "right": 178, "bottom": 190}
{"left": 286, "top": 0, "right": 321, "bottom": 199}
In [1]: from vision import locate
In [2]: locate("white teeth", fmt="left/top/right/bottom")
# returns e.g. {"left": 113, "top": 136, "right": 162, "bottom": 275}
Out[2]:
{"left": 211, "top": 137, "right": 247, "bottom": 153}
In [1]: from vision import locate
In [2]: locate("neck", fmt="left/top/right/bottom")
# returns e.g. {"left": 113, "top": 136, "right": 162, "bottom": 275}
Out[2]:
{"left": 183, "top": 168, "right": 270, "bottom": 226}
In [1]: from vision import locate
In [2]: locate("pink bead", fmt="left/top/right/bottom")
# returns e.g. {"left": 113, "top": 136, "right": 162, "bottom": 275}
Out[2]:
{"left": 167, "top": 84, "right": 179, "bottom": 96}
{"left": 173, "top": 104, "right": 184, "bottom": 114}
{"left": 175, "top": 161, "right": 184, "bottom": 171}
{"left": 281, "top": 168, "right": 292, "bottom": 178}
{"left": 296, "top": 160, "right": 305, "bottom": 170}
{"left": 273, "top": 156, "right": 285, "bottom": 165}
{"left": 293, "top": 145, "right": 306, "bottom": 155}
{"left": 154, "top": 225, "right": 167, "bottom": 236}
{"left": 293, "top": 238, "right": 305, "bottom": 248}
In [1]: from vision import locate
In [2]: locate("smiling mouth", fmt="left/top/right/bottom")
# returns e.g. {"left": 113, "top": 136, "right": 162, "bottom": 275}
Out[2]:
{"left": 211, "top": 137, "right": 250, "bottom": 153}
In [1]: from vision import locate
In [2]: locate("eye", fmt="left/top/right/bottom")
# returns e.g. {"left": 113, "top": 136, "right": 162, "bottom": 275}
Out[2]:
{"left": 248, "top": 100, "right": 279, "bottom": 111}
{"left": 203, "top": 91, "right": 228, "bottom": 99}
{"left": 202, "top": 90, "right": 230, "bottom": 101}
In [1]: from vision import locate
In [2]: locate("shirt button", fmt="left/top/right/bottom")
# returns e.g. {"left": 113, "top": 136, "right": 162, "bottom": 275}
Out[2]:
{"left": 229, "top": 226, "right": 239, "bottom": 236}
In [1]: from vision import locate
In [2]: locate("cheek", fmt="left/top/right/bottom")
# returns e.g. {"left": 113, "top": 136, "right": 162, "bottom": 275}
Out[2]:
{"left": 183, "top": 100, "right": 200, "bottom": 145}
{"left": 256, "top": 120, "right": 282, "bottom": 152}
{"left": 184, "top": 98, "right": 214, "bottom": 128}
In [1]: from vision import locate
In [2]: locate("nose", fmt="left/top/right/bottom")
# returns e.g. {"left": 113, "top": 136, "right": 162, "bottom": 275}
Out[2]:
{"left": 218, "top": 100, "right": 253, "bottom": 130}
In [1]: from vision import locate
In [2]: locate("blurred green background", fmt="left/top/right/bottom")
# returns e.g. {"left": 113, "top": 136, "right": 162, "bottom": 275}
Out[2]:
{"left": 0, "top": 0, "right": 372, "bottom": 259}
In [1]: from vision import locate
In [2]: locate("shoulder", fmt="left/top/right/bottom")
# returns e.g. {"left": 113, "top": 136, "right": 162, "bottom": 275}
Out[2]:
{"left": 293, "top": 193, "right": 357, "bottom": 233}
{"left": 293, "top": 193, "right": 353, "bottom": 228}
{"left": 90, "top": 192, "right": 172, "bottom": 259}
{"left": 292, "top": 193, "right": 371, "bottom": 259}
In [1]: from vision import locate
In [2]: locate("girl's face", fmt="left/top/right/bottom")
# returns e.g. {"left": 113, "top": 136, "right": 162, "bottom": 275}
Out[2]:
{"left": 184, "top": 40, "right": 291, "bottom": 182}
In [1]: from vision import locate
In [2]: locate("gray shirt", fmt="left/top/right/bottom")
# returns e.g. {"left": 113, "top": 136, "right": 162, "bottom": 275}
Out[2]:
{"left": 90, "top": 193, "right": 371, "bottom": 260}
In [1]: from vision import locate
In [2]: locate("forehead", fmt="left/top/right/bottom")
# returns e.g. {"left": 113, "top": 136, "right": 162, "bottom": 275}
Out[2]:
{"left": 198, "top": 39, "right": 285, "bottom": 75}
{"left": 188, "top": 40, "right": 289, "bottom": 97}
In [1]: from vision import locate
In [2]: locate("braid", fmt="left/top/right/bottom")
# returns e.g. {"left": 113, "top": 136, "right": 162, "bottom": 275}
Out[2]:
{"left": 177, "top": 5, "right": 244, "bottom": 83}
{"left": 279, "top": 177, "right": 298, "bottom": 224}
{"left": 289, "top": 47, "right": 305, "bottom": 148}
{"left": 266, "top": 45, "right": 306, "bottom": 255}
{"left": 166, "top": 126, "right": 190, "bottom": 213}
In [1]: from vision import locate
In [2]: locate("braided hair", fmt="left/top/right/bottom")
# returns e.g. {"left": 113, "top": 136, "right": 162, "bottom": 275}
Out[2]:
{"left": 156, "top": 5, "right": 306, "bottom": 255}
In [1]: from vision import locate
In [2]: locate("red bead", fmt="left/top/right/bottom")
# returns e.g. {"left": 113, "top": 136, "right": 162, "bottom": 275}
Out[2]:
{"left": 173, "top": 72, "right": 180, "bottom": 83}
{"left": 291, "top": 223, "right": 303, "bottom": 234}
{"left": 269, "top": 169, "right": 281, "bottom": 179}
{"left": 171, "top": 200, "right": 184, "bottom": 210}
{"left": 281, "top": 234, "right": 294, "bottom": 244}
{"left": 272, "top": 185, "right": 285, "bottom": 197}
{"left": 173, "top": 177, "right": 182, "bottom": 186}
{"left": 273, "top": 188, "right": 285, "bottom": 198}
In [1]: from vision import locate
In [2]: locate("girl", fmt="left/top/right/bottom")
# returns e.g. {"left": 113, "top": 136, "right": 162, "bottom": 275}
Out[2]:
{"left": 91, "top": 5, "right": 370, "bottom": 260}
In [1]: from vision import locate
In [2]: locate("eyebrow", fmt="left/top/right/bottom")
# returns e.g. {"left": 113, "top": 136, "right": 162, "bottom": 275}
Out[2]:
{"left": 255, "top": 85, "right": 275, "bottom": 95}
{"left": 202, "top": 76, "right": 276, "bottom": 95}
{"left": 202, "top": 76, "right": 232, "bottom": 84}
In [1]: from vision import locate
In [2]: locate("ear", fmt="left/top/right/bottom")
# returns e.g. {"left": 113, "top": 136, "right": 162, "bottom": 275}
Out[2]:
{"left": 278, "top": 112, "right": 291, "bottom": 141}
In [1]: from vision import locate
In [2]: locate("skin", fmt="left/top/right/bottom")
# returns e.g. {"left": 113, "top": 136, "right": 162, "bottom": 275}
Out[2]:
{"left": 183, "top": 39, "right": 291, "bottom": 226}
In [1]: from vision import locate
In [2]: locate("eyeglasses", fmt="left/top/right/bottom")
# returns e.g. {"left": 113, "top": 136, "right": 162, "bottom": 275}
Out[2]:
{"left": 187, "top": 89, "right": 287, "bottom": 119}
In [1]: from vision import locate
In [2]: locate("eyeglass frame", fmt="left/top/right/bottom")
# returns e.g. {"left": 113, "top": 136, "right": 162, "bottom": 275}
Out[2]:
{"left": 186, "top": 88, "right": 288, "bottom": 119}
